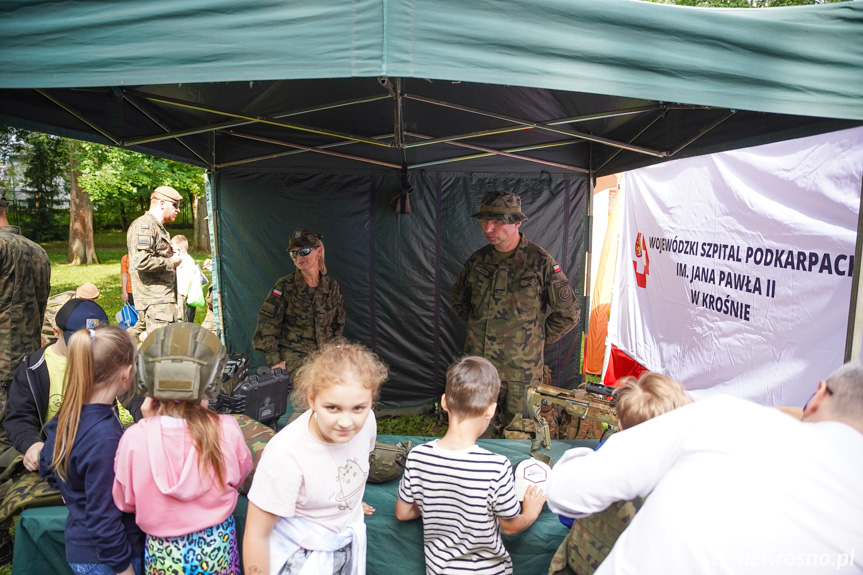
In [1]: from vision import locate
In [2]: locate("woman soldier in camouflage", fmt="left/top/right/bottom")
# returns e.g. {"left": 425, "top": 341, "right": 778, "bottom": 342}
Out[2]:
{"left": 252, "top": 229, "right": 346, "bottom": 374}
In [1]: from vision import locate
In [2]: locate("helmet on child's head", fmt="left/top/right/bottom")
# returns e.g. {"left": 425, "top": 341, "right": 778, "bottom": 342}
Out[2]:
{"left": 137, "top": 322, "right": 226, "bottom": 401}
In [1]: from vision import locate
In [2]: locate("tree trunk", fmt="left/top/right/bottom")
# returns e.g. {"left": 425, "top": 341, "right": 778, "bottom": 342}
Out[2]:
{"left": 193, "top": 193, "right": 211, "bottom": 253}
{"left": 67, "top": 142, "right": 98, "bottom": 265}
{"left": 119, "top": 201, "right": 128, "bottom": 231}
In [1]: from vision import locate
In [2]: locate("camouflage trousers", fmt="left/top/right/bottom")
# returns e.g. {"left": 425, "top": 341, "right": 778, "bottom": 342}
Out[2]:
{"left": 127, "top": 302, "right": 179, "bottom": 340}
{"left": 484, "top": 379, "right": 546, "bottom": 440}
{"left": 548, "top": 497, "right": 645, "bottom": 575}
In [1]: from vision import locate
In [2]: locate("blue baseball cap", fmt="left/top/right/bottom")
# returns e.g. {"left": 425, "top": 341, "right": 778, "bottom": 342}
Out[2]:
{"left": 54, "top": 298, "right": 109, "bottom": 343}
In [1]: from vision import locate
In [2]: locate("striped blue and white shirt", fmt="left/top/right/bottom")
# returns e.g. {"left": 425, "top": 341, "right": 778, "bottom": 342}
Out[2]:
{"left": 397, "top": 440, "right": 520, "bottom": 575}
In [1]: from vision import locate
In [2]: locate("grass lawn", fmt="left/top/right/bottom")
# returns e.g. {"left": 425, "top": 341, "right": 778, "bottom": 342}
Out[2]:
{"left": 42, "top": 228, "right": 210, "bottom": 326}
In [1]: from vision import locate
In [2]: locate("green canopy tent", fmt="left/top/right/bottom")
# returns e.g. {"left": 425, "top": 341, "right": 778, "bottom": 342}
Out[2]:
{"left": 1, "top": 0, "right": 861, "bottom": 407}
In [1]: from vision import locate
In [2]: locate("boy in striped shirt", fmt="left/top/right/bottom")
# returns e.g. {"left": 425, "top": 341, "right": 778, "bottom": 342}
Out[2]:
{"left": 395, "top": 356, "right": 546, "bottom": 575}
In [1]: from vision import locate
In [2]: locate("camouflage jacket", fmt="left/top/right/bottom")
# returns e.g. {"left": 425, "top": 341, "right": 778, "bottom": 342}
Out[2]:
{"left": 452, "top": 234, "right": 580, "bottom": 384}
{"left": 252, "top": 270, "right": 346, "bottom": 372}
{"left": 41, "top": 290, "right": 75, "bottom": 345}
{"left": 0, "top": 225, "right": 51, "bottom": 382}
{"left": 126, "top": 211, "right": 176, "bottom": 309}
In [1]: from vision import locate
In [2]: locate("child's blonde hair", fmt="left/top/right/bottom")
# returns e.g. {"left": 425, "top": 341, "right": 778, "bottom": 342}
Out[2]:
{"left": 156, "top": 400, "right": 228, "bottom": 489}
{"left": 614, "top": 372, "right": 692, "bottom": 430}
{"left": 444, "top": 356, "right": 500, "bottom": 418}
{"left": 291, "top": 339, "right": 388, "bottom": 409}
{"left": 51, "top": 326, "right": 136, "bottom": 481}
{"left": 170, "top": 234, "right": 189, "bottom": 252}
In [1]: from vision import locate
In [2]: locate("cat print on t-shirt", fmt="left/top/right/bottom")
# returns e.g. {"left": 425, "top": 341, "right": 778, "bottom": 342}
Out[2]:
{"left": 334, "top": 458, "right": 365, "bottom": 511}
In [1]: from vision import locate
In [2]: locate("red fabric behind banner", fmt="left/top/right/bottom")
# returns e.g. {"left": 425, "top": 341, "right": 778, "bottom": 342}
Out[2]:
{"left": 604, "top": 344, "right": 649, "bottom": 386}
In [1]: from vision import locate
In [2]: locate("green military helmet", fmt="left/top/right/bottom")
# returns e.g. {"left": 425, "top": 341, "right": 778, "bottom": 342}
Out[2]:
{"left": 367, "top": 440, "right": 412, "bottom": 484}
{"left": 137, "top": 322, "right": 227, "bottom": 401}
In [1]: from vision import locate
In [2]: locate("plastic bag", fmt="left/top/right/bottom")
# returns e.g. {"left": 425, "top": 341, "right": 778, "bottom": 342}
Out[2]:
{"left": 116, "top": 303, "right": 139, "bottom": 329}
{"left": 187, "top": 266, "right": 206, "bottom": 307}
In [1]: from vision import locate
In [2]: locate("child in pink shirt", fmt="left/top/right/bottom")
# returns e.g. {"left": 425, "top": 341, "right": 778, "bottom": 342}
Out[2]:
{"left": 113, "top": 324, "right": 252, "bottom": 574}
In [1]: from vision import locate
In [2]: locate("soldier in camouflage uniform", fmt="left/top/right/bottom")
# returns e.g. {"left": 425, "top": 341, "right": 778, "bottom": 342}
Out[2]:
{"left": 252, "top": 229, "right": 345, "bottom": 374}
{"left": 0, "top": 187, "right": 51, "bottom": 459}
{"left": 452, "top": 191, "right": 580, "bottom": 437}
{"left": 126, "top": 186, "right": 183, "bottom": 340}
{"left": 40, "top": 282, "right": 100, "bottom": 346}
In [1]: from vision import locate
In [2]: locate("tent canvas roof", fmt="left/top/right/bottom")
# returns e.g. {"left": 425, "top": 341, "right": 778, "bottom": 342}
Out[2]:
{"left": 1, "top": 0, "right": 861, "bottom": 176}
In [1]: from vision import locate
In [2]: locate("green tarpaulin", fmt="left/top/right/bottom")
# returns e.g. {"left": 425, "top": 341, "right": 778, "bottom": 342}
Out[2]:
{"left": 1, "top": 0, "right": 861, "bottom": 404}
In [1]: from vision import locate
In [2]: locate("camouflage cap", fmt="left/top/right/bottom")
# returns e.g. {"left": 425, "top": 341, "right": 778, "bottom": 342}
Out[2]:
{"left": 471, "top": 191, "right": 528, "bottom": 224}
{"left": 137, "top": 322, "right": 227, "bottom": 401}
{"left": 287, "top": 228, "right": 323, "bottom": 250}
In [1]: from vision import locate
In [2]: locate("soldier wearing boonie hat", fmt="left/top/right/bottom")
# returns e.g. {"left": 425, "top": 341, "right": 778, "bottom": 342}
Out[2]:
{"left": 252, "top": 228, "right": 345, "bottom": 374}
{"left": 126, "top": 186, "right": 184, "bottom": 342}
{"left": 452, "top": 191, "right": 580, "bottom": 438}
{"left": 0, "top": 185, "right": 51, "bottom": 461}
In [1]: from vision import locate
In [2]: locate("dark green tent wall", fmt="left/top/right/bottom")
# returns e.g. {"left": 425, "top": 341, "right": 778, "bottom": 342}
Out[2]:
{"left": 1, "top": 0, "right": 862, "bottom": 406}
{"left": 216, "top": 169, "right": 587, "bottom": 406}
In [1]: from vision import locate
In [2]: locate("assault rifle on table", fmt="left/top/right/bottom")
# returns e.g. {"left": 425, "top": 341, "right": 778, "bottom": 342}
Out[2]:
{"left": 526, "top": 383, "right": 620, "bottom": 451}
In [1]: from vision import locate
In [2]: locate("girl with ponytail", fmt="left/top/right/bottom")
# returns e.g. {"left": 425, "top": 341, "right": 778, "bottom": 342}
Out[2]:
{"left": 112, "top": 323, "right": 252, "bottom": 575}
{"left": 39, "top": 326, "right": 144, "bottom": 575}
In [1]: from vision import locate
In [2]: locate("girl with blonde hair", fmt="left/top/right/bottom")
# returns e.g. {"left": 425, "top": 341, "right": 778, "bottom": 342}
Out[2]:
{"left": 243, "top": 339, "right": 388, "bottom": 575}
{"left": 39, "top": 326, "right": 144, "bottom": 575}
{"left": 112, "top": 323, "right": 252, "bottom": 575}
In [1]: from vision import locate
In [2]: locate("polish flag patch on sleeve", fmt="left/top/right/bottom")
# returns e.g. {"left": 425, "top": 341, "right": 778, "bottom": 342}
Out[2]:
{"left": 272, "top": 289, "right": 283, "bottom": 298}
{"left": 552, "top": 264, "right": 561, "bottom": 274}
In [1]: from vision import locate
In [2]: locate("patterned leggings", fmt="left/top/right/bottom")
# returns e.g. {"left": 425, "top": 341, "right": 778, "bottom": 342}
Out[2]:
{"left": 144, "top": 515, "right": 240, "bottom": 575}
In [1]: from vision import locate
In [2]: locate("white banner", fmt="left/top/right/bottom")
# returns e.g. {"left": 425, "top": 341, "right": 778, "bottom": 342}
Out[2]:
{"left": 610, "top": 127, "right": 863, "bottom": 407}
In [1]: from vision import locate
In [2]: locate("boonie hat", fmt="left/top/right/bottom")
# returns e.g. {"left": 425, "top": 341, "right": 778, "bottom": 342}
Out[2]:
{"left": 287, "top": 229, "right": 323, "bottom": 251}
{"left": 151, "top": 185, "right": 183, "bottom": 203}
{"left": 513, "top": 458, "right": 551, "bottom": 501}
{"left": 74, "top": 282, "right": 100, "bottom": 300}
{"left": 137, "top": 322, "right": 227, "bottom": 401}
{"left": 471, "top": 191, "right": 528, "bottom": 224}
{"left": 55, "top": 298, "right": 110, "bottom": 343}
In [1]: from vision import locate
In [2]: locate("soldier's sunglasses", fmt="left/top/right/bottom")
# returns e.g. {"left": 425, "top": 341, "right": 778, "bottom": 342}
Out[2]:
{"left": 289, "top": 247, "right": 315, "bottom": 258}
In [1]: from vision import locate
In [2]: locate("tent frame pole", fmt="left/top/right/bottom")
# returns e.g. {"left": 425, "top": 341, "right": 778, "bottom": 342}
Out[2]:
{"left": 845, "top": 178, "right": 863, "bottom": 362}
{"left": 220, "top": 130, "right": 400, "bottom": 169}
{"left": 405, "top": 131, "right": 588, "bottom": 173}
{"left": 404, "top": 93, "right": 667, "bottom": 157}
{"left": 122, "top": 93, "right": 209, "bottom": 165}
{"left": 121, "top": 91, "right": 391, "bottom": 146}
{"left": 402, "top": 104, "right": 672, "bottom": 150}
{"left": 124, "top": 91, "right": 392, "bottom": 148}
{"left": 35, "top": 89, "right": 119, "bottom": 145}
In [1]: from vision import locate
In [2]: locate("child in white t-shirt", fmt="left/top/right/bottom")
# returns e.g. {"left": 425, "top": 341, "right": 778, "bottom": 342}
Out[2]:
{"left": 170, "top": 234, "right": 202, "bottom": 323}
{"left": 243, "top": 340, "right": 389, "bottom": 575}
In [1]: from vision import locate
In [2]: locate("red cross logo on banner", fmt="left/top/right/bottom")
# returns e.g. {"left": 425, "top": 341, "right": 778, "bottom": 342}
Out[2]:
{"left": 633, "top": 232, "right": 650, "bottom": 288}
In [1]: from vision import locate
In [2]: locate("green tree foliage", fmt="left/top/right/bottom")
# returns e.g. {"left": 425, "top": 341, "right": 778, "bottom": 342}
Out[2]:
{"left": 74, "top": 142, "right": 206, "bottom": 231}
{"left": 75, "top": 143, "right": 204, "bottom": 203}
{"left": 19, "top": 132, "right": 69, "bottom": 241}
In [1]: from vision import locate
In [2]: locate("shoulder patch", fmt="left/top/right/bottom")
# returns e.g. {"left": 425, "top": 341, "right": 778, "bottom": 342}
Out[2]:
{"left": 552, "top": 264, "right": 561, "bottom": 274}
{"left": 272, "top": 289, "right": 283, "bottom": 298}
{"left": 559, "top": 286, "right": 572, "bottom": 300}
{"left": 141, "top": 223, "right": 150, "bottom": 229}
{"left": 137, "top": 235, "right": 151, "bottom": 246}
